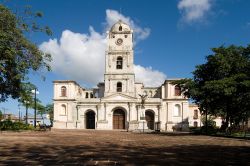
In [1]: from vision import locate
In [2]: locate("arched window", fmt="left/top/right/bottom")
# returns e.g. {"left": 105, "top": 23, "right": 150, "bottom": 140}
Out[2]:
{"left": 85, "top": 92, "right": 89, "bottom": 98}
{"left": 173, "top": 104, "right": 181, "bottom": 117}
{"left": 117, "top": 82, "right": 122, "bottom": 92}
{"left": 116, "top": 56, "right": 123, "bottom": 69}
{"left": 193, "top": 109, "right": 198, "bottom": 119}
{"left": 61, "top": 104, "right": 66, "bottom": 115}
{"left": 119, "top": 25, "right": 122, "bottom": 31}
{"left": 90, "top": 93, "right": 94, "bottom": 98}
{"left": 194, "top": 121, "right": 198, "bottom": 128}
{"left": 61, "top": 86, "right": 66, "bottom": 97}
{"left": 175, "top": 85, "right": 181, "bottom": 96}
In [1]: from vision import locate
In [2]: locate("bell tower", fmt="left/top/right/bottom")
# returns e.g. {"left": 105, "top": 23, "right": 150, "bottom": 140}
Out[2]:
{"left": 104, "top": 20, "right": 135, "bottom": 97}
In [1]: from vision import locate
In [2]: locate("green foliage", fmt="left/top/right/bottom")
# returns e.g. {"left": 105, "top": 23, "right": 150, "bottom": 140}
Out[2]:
{"left": 18, "top": 82, "right": 36, "bottom": 105}
{"left": 173, "top": 45, "right": 250, "bottom": 128}
{"left": 0, "top": 4, "right": 52, "bottom": 102}
{"left": 201, "top": 116, "right": 216, "bottom": 128}
{"left": 200, "top": 126, "right": 219, "bottom": 135}
{"left": 0, "top": 110, "right": 2, "bottom": 120}
{"left": 0, "top": 120, "right": 34, "bottom": 131}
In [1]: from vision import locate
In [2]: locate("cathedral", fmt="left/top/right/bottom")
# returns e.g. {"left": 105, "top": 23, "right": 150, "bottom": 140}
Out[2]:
{"left": 53, "top": 20, "right": 203, "bottom": 131}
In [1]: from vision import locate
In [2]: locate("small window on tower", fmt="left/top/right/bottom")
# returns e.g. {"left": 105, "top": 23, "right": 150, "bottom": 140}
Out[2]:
{"left": 117, "top": 82, "right": 122, "bottom": 92}
{"left": 125, "top": 34, "right": 128, "bottom": 38}
{"left": 61, "top": 86, "right": 67, "bottom": 97}
{"left": 116, "top": 56, "right": 123, "bottom": 69}
{"left": 112, "top": 35, "right": 115, "bottom": 38}
{"left": 194, "top": 121, "right": 198, "bottom": 128}
{"left": 175, "top": 85, "right": 181, "bottom": 96}
{"left": 193, "top": 109, "right": 198, "bottom": 119}
{"left": 119, "top": 25, "right": 122, "bottom": 31}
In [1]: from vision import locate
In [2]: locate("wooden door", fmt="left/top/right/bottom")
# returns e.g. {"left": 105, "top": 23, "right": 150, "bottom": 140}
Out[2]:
{"left": 113, "top": 109, "right": 125, "bottom": 129}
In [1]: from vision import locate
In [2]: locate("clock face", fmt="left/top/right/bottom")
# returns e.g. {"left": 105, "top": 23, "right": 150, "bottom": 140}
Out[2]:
{"left": 116, "top": 38, "right": 123, "bottom": 45}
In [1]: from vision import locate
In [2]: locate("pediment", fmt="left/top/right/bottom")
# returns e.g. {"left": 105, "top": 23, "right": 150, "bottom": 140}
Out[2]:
{"left": 102, "top": 93, "right": 137, "bottom": 101}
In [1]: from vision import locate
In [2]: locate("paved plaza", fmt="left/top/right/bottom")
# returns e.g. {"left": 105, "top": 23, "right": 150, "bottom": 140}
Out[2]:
{"left": 0, "top": 130, "right": 249, "bottom": 165}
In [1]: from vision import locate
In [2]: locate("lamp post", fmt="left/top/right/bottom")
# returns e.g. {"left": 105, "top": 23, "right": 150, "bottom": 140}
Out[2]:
{"left": 24, "top": 100, "right": 30, "bottom": 125}
{"left": 18, "top": 104, "right": 21, "bottom": 122}
{"left": 32, "top": 88, "right": 39, "bottom": 128}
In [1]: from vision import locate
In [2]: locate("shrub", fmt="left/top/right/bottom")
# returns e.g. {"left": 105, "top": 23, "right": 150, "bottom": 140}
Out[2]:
{"left": 200, "top": 125, "right": 219, "bottom": 135}
{"left": 189, "top": 127, "right": 202, "bottom": 134}
{"left": 0, "top": 120, "right": 34, "bottom": 131}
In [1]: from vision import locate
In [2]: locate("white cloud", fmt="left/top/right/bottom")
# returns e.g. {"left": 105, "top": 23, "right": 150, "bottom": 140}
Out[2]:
{"left": 40, "top": 28, "right": 106, "bottom": 86}
{"left": 178, "top": 0, "right": 212, "bottom": 23}
{"left": 40, "top": 9, "right": 166, "bottom": 87}
{"left": 134, "top": 65, "right": 166, "bottom": 87}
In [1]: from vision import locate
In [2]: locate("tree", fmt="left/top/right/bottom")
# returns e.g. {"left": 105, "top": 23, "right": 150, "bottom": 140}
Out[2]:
{"left": 0, "top": 4, "right": 52, "bottom": 102}
{"left": 0, "top": 110, "right": 2, "bottom": 120}
{"left": 174, "top": 45, "right": 250, "bottom": 129}
{"left": 201, "top": 116, "right": 216, "bottom": 127}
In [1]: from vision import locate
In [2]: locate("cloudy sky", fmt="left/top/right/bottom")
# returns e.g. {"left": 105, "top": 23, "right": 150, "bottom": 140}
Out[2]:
{"left": 2, "top": 0, "right": 250, "bottom": 115}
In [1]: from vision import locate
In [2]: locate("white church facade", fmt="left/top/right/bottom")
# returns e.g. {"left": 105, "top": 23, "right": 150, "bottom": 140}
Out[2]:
{"left": 53, "top": 21, "right": 205, "bottom": 131}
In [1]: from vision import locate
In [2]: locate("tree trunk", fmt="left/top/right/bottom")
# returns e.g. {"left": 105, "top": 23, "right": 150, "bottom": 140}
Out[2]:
{"left": 205, "top": 110, "right": 208, "bottom": 135}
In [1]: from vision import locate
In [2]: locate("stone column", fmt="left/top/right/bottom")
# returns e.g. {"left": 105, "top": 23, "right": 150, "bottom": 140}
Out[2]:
{"left": 96, "top": 105, "right": 100, "bottom": 121}
{"left": 130, "top": 103, "right": 136, "bottom": 121}
{"left": 104, "top": 103, "right": 107, "bottom": 121}
{"left": 128, "top": 102, "right": 131, "bottom": 121}
{"left": 161, "top": 86, "right": 165, "bottom": 99}
{"left": 136, "top": 105, "right": 139, "bottom": 121}
{"left": 182, "top": 102, "right": 184, "bottom": 123}
{"left": 75, "top": 105, "right": 79, "bottom": 129}
{"left": 165, "top": 102, "right": 168, "bottom": 131}
{"left": 127, "top": 53, "right": 130, "bottom": 67}
{"left": 108, "top": 79, "right": 111, "bottom": 92}
{"left": 157, "top": 105, "right": 161, "bottom": 122}
{"left": 98, "top": 103, "right": 106, "bottom": 121}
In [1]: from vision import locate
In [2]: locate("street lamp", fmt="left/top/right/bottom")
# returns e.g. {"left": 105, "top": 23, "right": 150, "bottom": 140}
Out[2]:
{"left": 31, "top": 88, "right": 39, "bottom": 128}
{"left": 24, "top": 100, "right": 30, "bottom": 125}
{"left": 18, "top": 104, "right": 21, "bottom": 122}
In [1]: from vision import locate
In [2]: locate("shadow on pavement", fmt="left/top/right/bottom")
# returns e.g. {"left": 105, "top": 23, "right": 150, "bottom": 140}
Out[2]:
{"left": 1, "top": 142, "right": 249, "bottom": 165}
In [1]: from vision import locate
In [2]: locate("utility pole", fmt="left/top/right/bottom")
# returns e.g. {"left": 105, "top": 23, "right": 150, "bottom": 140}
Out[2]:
{"left": 205, "top": 109, "right": 208, "bottom": 135}
{"left": 34, "top": 88, "right": 37, "bottom": 128}
{"left": 18, "top": 104, "right": 21, "bottom": 122}
{"left": 32, "top": 88, "right": 39, "bottom": 128}
{"left": 26, "top": 102, "right": 28, "bottom": 125}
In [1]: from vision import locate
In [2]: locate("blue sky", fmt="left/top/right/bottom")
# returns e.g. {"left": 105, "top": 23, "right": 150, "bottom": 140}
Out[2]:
{"left": 1, "top": 0, "right": 250, "bottom": 116}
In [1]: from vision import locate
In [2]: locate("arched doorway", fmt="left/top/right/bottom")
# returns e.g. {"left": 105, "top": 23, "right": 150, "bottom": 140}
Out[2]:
{"left": 113, "top": 109, "right": 125, "bottom": 129}
{"left": 145, "top": 110, "right": 155, "bottom": 130}
{"left": 86, "top": 111, "right": 95, "bottom": 129}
